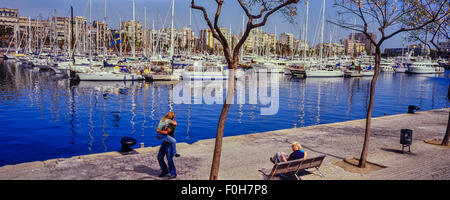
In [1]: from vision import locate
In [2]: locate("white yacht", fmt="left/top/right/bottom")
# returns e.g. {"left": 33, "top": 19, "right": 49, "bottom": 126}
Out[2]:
{"left": 380, "top": 60, "right": 395, "bottom": 72}
{"left": 407, "top": 60, "right": 444, "bottom": 74}
{"left": 305, "top": 67, "right": 344, "bottom": 77}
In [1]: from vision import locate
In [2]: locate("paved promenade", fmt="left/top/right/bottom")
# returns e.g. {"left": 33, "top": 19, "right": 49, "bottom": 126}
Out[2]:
{"left": 0, "top": 108, "right": 449, "bottom": 180}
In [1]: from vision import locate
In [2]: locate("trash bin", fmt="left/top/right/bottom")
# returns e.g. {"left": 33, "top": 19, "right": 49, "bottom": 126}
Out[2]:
{"left": 400, "top": 129, "right": 413, "bottom": 153}
{"left": 120, "top": 136, "right": 137, "bottom": 152}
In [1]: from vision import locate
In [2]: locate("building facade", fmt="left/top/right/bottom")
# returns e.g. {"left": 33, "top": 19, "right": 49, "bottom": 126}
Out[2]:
{"left": 0, "top": 8, "right": 19, "bottom": 28}
{"left": 349, "top": 32, "right": 377, "bottom": 55}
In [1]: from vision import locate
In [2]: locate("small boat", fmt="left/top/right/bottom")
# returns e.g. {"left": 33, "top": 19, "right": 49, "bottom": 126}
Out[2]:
{"left": 380, "top": 62, "right": 395, "bottom": 72}
{"left": 77, "top": 71, "right": 144, "bottom": 81}
{"left": 394, "top": 66, "right": 407, "bottom": 73}
{"left": 305, "top": 66, "right": 344, "bottom": 77}
{"left": 143, "top": 72, "right": 180, "bottom": 81}
{"left": 344, "top": 71, "right": 363, "bottom": 77}
{"left": 181, "top": 64, "right": 229, "bottom": 80}
{"left": 361, "top": 70, "right": 374, "bottom": 76}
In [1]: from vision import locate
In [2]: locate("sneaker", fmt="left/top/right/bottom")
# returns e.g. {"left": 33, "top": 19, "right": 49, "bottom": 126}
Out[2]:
{"left": 175, "top": 154, "right": 180, "bottom": 157}
{"left": 158, "top": 173, "right": 169, "bottom": 178}
{"left": 167, "top": 174, "right": 177, "bottom": 179}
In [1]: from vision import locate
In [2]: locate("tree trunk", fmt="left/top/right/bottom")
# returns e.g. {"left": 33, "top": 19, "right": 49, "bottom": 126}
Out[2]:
{"left": 443, "top": 86, "right": 450, "bottom": 146}
{"left": 443, "top": 110, "right": 450, "bottom": 146}
{"left": 209, "top": 64, "right": 236, "bottom": 180}
{"left": 359, "top": 48, "right": 381, "bottom": 168}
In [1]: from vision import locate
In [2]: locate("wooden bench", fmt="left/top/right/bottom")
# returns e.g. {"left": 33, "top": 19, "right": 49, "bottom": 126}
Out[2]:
{"left": 259, "top": 155, "right": 326, "bottom": 180}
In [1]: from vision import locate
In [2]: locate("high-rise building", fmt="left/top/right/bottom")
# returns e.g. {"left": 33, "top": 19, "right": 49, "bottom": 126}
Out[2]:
{"left": 279, "top": 33, "right": 294, "bottom": 50}
{"left": 180, "top": 27, "right": 194, "bottom": 49}
{"left": 121, "top": 20, "right": 143, "bottom": 45}
{"left": 200, "top": 29, "right": 215, "bottom": 50}
{"left": 349, "top": 32, "right": 376, "bottom": 55}
{"left": 340, "top": 38, "right": 366, "bottom": 56}
{"left": 0, "top": 8, "right": 19, "bottom": 27}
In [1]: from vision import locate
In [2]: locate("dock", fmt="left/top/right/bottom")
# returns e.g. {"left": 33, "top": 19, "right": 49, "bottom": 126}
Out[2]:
{"left": 0, "top": 108, "right": 449, "bottom": 180}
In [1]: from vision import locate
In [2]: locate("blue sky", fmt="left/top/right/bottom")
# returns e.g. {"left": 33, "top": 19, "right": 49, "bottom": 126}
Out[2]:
{"left": 1, "top": 0, "right": 406, "bottom": 49}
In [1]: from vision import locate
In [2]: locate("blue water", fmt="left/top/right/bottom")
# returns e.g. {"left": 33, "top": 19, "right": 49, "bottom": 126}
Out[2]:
{"left": 0, "top": 60, "right": 449, "bottom": 166}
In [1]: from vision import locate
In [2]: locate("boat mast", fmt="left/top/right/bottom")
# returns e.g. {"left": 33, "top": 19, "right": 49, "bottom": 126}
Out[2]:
{"left": 144, "top": 6, "right": 147, "bottom": 58}
{"left": 132, "top": 0, "right": 136, "bottom": 59}
{"left": 189, "top": 6, "right": 192, "bottom": 56}
{"left": 71, "top": 6, "right": 74, "bottom": 62}
{"left": 304, "top": 1, "right": 309, "bottom": 61}
{"left": 96, "top": 19, "right": 99, "bottom": 56}
{"left": 54, "top": 9, "right": 57, "bottom": 57}
{"left": 103, "top": 0, "right": 107, "bottom": 59}
{"left": 152, "top": 20, "right": 155, "bottom": 56}
{"left": 319, "top": 0, "right": 325, "bottom": 68}
{"left": 28, "top": 16, "right": 32, "bottom": 54}
{"left": 89, "top": 0, "right": 92, "bottom": 62}
{"left": 170, "top": 0, "right": 175, "bottom": 73}
{"left": 170, "top": 0, "right": 175, "bottom": 60}
{"left": 119, "top": 14, "right": 122, "bottom": 59}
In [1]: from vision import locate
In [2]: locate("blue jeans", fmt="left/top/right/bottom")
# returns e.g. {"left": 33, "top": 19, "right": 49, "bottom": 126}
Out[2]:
{"left": 157, "top": 141, "right": 176, "bottom": 176}
{"left": 156, "top": 133, "right": 178, "bottom": 155}
{"left": 272, "top": 152, "right": 289, "bottom": 163}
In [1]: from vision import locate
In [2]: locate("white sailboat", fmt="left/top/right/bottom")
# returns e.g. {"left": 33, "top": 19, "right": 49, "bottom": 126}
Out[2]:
{"left": 144, "top": 0, "right": 180, "bottom": 81}
{"left": 77, "top": 71, "right": 145, "bottom": 81}
{"left": 305, "top": 0, "right": 343, "bottom": 78}
{"left": 181, "top": 62, "right": 229, "bottom": 80}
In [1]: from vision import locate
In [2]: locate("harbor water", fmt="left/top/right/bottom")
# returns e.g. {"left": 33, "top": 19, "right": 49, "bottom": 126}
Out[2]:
{"left": 0, "top": 60, "right": 449, "bottom": 166}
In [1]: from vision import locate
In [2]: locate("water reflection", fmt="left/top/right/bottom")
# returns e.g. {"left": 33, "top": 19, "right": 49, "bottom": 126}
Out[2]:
{"left": 0, "top": 60, "right": 449, "bottom": 166}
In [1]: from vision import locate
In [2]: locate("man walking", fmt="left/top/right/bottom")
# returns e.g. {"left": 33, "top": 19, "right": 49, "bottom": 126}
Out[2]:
{"left": 157, "top": 122, "right": 177, "bottom": 179}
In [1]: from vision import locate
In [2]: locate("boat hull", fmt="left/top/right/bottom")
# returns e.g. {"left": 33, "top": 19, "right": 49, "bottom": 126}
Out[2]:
{"left": 77, "top": 73, "right": 144, "bottom": 81}
{"left": 394, "top": 67, "right": 407, "bottom": 73}
{"left": 306, "top": 70, "right": 344, "bottom": 77}
{"left": 144, "top": 74, "right": 180, "bottom": 81}
{"left": 181, "top": 71, "right": 228, "bottom": 80}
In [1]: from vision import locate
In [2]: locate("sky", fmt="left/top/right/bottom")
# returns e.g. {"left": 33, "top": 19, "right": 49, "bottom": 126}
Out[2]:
{"left": 1, "top": 0, "right": 407, "bottom": 49}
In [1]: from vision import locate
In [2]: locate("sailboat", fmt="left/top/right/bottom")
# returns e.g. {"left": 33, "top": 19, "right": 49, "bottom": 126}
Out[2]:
{"left": 305, "top": 0, "right": 343, "bottom": 78}
{"left": 143, "top": 0, "right": 181, "bottom": 81}
{"left": 181, "top": 61, "right": 229, "bottom": 80}
{"left": 74, "top": 0, "right": 144, "bottom": 81}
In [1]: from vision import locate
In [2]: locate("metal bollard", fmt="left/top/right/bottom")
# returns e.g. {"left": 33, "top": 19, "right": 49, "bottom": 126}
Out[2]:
{"left": 140, "top": 143, "right": 144, "bottom": 148}
{"left": 120, "top": 136, "right": 137, "bottom": 152}
{"left": 408, "top": 105, "right": 420, "bottom": 114}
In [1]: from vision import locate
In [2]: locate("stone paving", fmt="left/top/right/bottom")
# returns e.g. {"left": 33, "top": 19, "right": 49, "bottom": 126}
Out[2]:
{"left": 0, "top": 108, "right": 449, "bottom": 180}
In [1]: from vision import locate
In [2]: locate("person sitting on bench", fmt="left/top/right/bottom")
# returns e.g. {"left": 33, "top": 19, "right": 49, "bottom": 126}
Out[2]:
{"left": 270, "top": 142, "right": 307, "bottom": 164}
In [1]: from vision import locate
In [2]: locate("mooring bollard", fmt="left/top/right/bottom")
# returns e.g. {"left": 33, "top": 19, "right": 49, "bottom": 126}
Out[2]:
{"left": 140, "top": 143, "right": 144, "bottom": 148}
{"left": 293, "top": 124, "right": 297, "bottom": 128}
{"left": 120, "top": 136, "right": 137, "bottom": 152}
{"left": 408, "top": 105, "right": 420, "bottom": 114}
